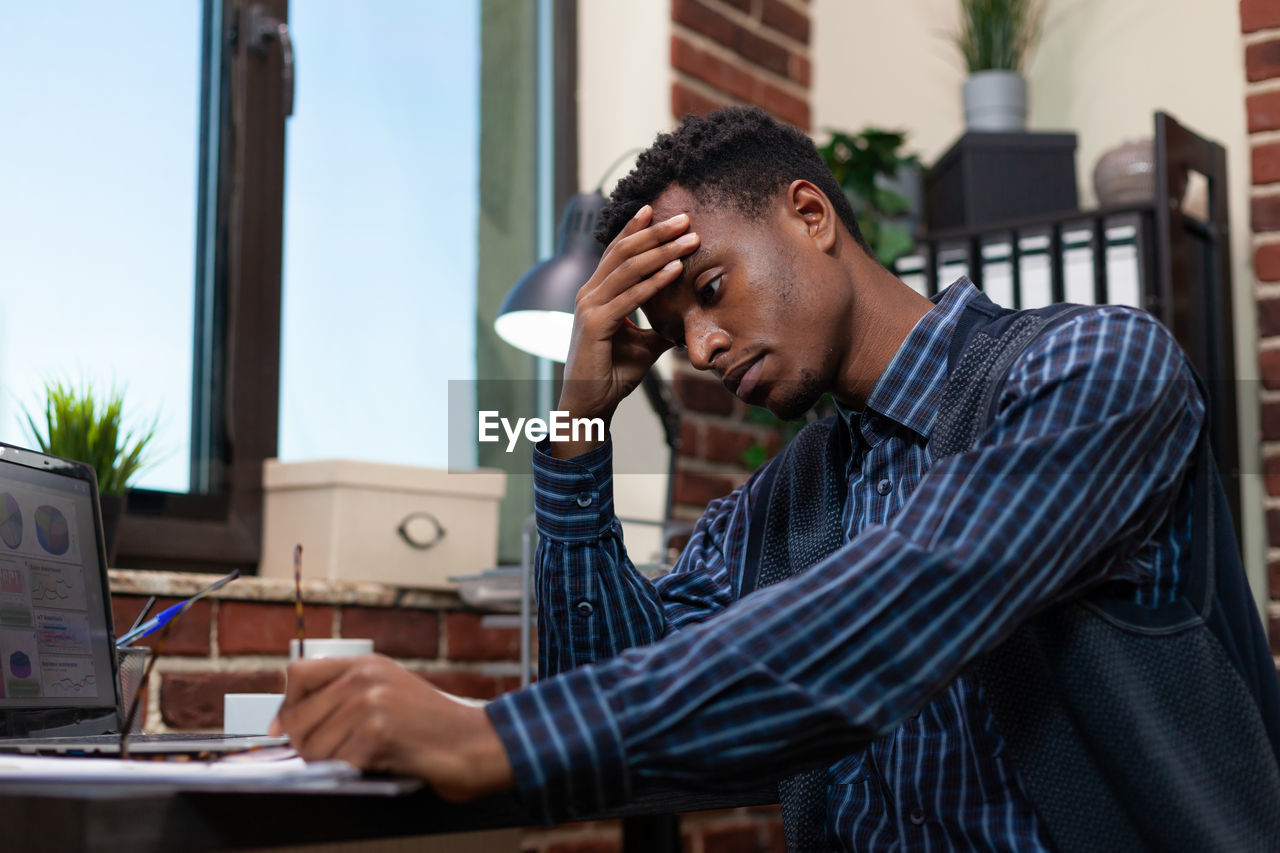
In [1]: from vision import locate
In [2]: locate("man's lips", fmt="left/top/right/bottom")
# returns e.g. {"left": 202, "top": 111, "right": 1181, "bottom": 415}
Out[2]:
{"left": 725, "top": 356, "right": 764, "bottom": 401}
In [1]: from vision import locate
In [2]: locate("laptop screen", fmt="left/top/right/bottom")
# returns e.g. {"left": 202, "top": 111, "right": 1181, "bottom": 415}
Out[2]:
{"left": 0, "top": 445, "right": 117, "bottom": 722}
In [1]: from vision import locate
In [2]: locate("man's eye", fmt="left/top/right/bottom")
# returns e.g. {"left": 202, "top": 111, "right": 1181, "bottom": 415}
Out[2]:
{"left": 697, "top": 275, "right": 722, "bottom": 304}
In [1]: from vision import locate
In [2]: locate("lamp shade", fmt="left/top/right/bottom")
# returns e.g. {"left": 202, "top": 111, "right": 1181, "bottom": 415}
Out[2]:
{"left": 495, "top": 191, "right": 606, "bottom": 362}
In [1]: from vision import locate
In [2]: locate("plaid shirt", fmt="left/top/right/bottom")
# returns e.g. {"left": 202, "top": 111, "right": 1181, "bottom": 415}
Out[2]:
{"left": 487, "top": 280, "right": 1203, "bottom": 850}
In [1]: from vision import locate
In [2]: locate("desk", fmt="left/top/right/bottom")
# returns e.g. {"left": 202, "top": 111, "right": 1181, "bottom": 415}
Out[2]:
{"left": 0, "top": 777, "right": 776, "bottom": 852}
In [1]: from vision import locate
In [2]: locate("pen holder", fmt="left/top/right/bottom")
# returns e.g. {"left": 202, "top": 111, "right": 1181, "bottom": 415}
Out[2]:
{"left": 116, "top": 646, "right": 150, "bottom": 733}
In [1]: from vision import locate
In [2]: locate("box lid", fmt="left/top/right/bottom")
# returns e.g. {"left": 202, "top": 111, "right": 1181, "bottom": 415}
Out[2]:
{"left": 263, "top": 458, "right": 506, "bottom": 499}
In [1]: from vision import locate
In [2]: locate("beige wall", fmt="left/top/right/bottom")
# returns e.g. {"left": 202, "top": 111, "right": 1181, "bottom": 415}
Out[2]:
{"left": 813, "top": 0, "right": 1265, "bottom": 605}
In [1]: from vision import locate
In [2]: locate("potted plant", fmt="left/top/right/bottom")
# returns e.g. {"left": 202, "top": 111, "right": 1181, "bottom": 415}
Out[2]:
{"left": 954, "top": 0, "right": 1045, "bottom": 131}
{"left": 23, "top": 380, "right": 156, "bottom": 565}
{"left": 817, "top": 127, "right": 921, "bottom": 268}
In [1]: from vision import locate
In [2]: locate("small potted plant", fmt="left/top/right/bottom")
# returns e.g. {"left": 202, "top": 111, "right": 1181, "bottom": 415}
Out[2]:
{"left": 23, "top": 380, "right": 156, "bottom": 565}
{"left": 817, "top": 127, "right": 922, "bottom": 268}
{"left": 954, "top": 0, "right": 1045, "bottom": 131}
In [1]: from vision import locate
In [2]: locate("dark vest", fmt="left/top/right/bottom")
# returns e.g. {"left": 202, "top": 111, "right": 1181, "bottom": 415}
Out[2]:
{"left": 744, "top": 294, "right": 1280, "bottom": 851}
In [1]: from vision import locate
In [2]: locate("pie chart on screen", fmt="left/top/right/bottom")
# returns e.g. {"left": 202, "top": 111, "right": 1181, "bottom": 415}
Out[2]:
{"left": 34, "top": 505, "right": 69, "bottom": 556}
{"left": 0, "top": 494, "right": 20, "bottom": 549}
{"left": 9, "top": 651, "right": 30, "bottom": 679}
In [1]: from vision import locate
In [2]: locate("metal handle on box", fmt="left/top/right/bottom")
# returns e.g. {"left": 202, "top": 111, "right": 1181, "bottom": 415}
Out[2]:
{"left": 396, "top": 512, "right": 446, "bottom": 550}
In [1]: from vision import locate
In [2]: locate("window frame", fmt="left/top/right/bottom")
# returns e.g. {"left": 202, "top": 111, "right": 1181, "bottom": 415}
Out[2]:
{"left": 117, "top": 0, "right": 287, "bottom": 573}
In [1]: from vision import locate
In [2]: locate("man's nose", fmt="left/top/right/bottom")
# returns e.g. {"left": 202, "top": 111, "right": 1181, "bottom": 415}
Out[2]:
{"left": 686, "top": 325, "right": 731, "bottom": 372}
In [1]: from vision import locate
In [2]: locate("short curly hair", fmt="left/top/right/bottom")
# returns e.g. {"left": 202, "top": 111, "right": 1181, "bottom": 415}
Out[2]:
{"left": 594, "top": 106, "right": 868, "bottom": 254}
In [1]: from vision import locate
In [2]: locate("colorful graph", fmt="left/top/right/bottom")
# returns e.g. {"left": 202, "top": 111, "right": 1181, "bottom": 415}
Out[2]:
{"left": 34, "top": 505, "right": 69, "bottom": 556}
{"left": 0, "top": 494, "right": 20, "bottom": 550}
{"left": 9, "top": 650, "right": 30, "bottom": 679}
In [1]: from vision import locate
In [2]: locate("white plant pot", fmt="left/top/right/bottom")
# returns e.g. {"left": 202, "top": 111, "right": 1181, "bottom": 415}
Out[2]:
{"left": 963, "top": 70, "right": 1027, "bottom": 132}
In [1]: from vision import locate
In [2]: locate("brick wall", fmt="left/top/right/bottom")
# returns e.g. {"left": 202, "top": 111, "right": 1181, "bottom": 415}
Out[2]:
{"left": 108, "top": 570, "right": 523, "bottom": 731}
{"left": 665, "top": 0, "right": 812, "bottom": 522}
{"left": 1243, "top": 0, "right": 1280, "bottom": 652}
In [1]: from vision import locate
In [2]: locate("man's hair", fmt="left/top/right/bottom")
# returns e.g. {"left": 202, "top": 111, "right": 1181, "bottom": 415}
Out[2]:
{"left": 594, "top": 106, "right": 869, "bottom": 254}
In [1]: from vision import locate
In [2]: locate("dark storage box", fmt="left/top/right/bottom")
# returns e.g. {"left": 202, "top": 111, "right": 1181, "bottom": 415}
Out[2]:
{"left": 925, "top": 131, "right": 1078, "bottom": 231}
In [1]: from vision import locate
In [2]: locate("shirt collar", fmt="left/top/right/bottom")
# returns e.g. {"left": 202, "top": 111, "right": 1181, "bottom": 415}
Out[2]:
{"left": 855, "top": 277, "right": 980, "bottom": 441}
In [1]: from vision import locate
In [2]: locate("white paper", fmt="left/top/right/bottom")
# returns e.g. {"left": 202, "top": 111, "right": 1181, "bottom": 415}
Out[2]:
{"left": 0, "top": 748, "right": 360, "bottom": 787}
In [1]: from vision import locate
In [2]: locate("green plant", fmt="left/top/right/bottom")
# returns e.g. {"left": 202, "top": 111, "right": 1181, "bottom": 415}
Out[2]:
{"left": 817, "top": 128, "right": 920, "bottom": 268}
{"left": 954, "top": 0, "right": 1044, "bottom": 73}
{"left": 22, "top": 380, "right": 156, "bottom": 495}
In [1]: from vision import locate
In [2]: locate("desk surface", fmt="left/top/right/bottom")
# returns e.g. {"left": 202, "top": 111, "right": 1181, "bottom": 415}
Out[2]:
{"left": 0, "top": 777, "right": 776, "bottom": 852}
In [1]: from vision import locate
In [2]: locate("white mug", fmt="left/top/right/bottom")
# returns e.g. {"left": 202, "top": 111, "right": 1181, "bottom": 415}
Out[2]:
{"left": 289, "top": 637, "right": 373, "bottom": 661}
{"left": 223, "top": 693, "right": 284, "bottom": 735}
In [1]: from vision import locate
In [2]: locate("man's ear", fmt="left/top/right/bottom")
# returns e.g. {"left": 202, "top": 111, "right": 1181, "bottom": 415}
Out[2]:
{"left": 787, "top": 180, "right": 837, "bottom": 254}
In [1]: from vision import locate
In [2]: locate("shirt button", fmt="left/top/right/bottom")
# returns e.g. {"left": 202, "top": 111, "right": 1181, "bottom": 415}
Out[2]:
{"left": 575, "top": 600, "right": 594, "bottom": 616}
{"left": 876, "top": 478, "right": 892, "bottom": 496}
{"left": 908, "top": 804, "right": 926, "bottom": 825}
{"left": 575, "top": 492, "right": 593, "bottom": 508}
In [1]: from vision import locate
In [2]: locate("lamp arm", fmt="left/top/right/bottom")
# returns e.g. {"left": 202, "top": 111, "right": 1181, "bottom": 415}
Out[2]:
{"left": 641, "top": 372, "right": 682, "bottom": 451}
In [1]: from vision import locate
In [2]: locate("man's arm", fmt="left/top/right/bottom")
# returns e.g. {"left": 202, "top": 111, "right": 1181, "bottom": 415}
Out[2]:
{"left": 487, "top": 307, "right": 1206, "bottom": 821}
{"left": 533, "top": 436, "right": 756, "bottom": 677}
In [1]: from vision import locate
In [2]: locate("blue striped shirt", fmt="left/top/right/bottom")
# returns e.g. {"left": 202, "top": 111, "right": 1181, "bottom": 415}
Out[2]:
{"left": 487, "top": 280, "right": 1203, "bottom": 850}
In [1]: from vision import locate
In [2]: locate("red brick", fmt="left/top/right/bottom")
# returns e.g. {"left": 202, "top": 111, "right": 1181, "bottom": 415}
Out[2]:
{"left": 1248, "top": 39, "right": 1280, "bottom": 82}
{"left": 702, "top": 824, "right": 765, "bottom": 853}
{"left": 1268, "top": 508, "right": 1280, "bottom": 546}
{"left": 1257, "top": 142, "right": 1280, "bottom": 186}
{"left": 673, "top": 79, "right": 730, "bottom": 120}
{"left": 672, "top": 35, "right": 810, "bottom": 130}
{"left": 718, "top": 0, "right": 753, "bottom": 13}
{"left": 674, "top": 371, "right": 737, "bottom": 416}
{"left": 1269, "top": 560, "right": 1280, "bottom": 600}
{"left": 673, "top": 0, "right": 791, "bottom": 77}
{"left": 680, "top": 419, "right": 702, "bottom": 456}
{"left": 1266, "top": 454, "right": 1280, "bottom": 496}
{"left": 1260, "top": 298, "right": 1280, "bottom": 338}
{"left": 1271, "top": 614, "right": 1280, "bottom": 655}
{"left": 789, "top": 52, "right": 811, "bottom": 87}
{"left": 1261, "top": 401, "right": 1280, "bottom": 440}
{"left": 445, "top": 612, "right": 521, "bottom": 661}
{"left": 1261, "top": 347, "right": 1280, "bottom": 389}
{"left": 1257, "top": 244, "right": 1280, "bottom": 281}
{"left": 673, "top": 468, "right": 739, "bottom": 508}
{"left": 756, "top": 82, "right": 810, "bottom": 130}
{"left": 216, "top": 600, "right": 333, "bottom": 655}
{"left": 703, "top": 422, "right": 761, "bottom": 466}
{"left": 419, "top": 670, "right": 513, "bottom": 701}
{"left": 160, "top": 671, "right": 284, "bottom": 729}
{"left": 111, "top": 596, "right": 211, "bottom": 656}
{"left": 762, "top": 0, "right": 810, "bottom": 44}
{"left": 1248, "top": 90, "right": 1280, "bottom": 133}
{"left": 1255, "top": 195, "right": 1280, "bottom": 232}
{"left": 1243, "top": 0, "right": 1280, "bottom": 33}
{"left": 340, "top": 607, "right": 439, "bottom": 659}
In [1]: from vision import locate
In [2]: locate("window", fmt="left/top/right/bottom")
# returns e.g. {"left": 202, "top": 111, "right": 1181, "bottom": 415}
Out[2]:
{"left": 1, "top": 0, "right": 570, "bottom": 571}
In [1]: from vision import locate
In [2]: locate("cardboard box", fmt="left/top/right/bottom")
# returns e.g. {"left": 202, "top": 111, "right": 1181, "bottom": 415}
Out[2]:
{"left": 260, "top": 459, "right": 506, "bottom": 590}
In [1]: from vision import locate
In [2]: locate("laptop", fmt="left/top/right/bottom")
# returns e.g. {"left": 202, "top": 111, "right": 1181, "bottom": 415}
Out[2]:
{"left": 0, "top": 440, "right": 286, "bottom": 756}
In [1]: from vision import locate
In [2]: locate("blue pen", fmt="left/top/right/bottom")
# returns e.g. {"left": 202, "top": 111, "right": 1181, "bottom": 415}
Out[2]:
{"left": 115, "top": 569, "right": 240, "bottom": 647}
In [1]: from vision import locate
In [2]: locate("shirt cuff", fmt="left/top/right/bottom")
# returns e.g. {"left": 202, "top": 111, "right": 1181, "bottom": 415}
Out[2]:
{"left": 531, "top": 438, "right": 616, "bottom": 542}
{"left": 486, "top": 664, "right": 630, "bottom": 823}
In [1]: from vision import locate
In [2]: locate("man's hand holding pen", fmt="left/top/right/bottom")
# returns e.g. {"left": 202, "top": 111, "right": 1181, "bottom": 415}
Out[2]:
{"left": 270, "top": 654, "right": 514, "bottom": 800}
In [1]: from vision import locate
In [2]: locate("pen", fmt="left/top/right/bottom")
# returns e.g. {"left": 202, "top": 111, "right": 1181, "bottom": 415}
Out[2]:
{"left": 115, "top": 570, "right": 240, "bottom": 647}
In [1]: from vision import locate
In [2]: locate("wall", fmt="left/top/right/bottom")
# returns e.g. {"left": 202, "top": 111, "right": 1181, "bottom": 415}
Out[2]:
{"left": 1242, "top": 0, "right": 1280, "bottom": 647}
{"left": 812, "top": 0, "right": 1266, "bottom": 609}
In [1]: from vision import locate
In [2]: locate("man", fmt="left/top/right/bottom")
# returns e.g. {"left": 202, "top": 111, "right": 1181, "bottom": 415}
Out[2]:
{"left": 274, "top": 107, "right": 1280, "bottom": 850}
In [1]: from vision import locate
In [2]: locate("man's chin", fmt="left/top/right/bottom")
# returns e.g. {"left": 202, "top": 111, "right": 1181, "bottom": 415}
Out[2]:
{"left": 760, "top": 380, "right": 825, "bottom": 421}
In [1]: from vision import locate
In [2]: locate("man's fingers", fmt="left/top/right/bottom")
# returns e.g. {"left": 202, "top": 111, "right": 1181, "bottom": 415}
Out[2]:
{"left": 600, "top": 259, "right": 684, "bottom": 325}
{"left": 582, "top": 214, "right": 696, "bottom": 305}
{"left": 271, "top": 656, "right": 373, "bottom": 739}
